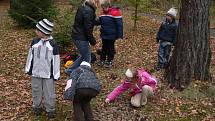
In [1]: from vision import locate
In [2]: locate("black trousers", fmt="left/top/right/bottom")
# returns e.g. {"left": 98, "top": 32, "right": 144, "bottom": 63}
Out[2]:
{"left": 73, "top": 88, "right": 98, "bottom": 121}
{"left": 100, "top": 39, "right": 116, "bottom": 62}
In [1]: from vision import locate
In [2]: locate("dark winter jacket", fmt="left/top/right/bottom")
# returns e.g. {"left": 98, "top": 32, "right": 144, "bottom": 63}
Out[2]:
{"left": 64, "top": 65, "right": 101, "bottom": 100}
{"left": 156, "top": 19, "right": 178, "bottom": 43}
{"left": 98, "top": 6, "right": 123, "bottom": 40}
{"left": 71, "top": 2, "right": 96, "bottom": 45}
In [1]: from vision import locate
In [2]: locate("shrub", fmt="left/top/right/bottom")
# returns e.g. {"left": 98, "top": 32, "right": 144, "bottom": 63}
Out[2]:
{"left": 53, "top": 6, "right": 75, "bottom": 53}
{"left": 69, "top": 0, "right": 82, "bottom": 8}
{"left": 9, "top": 0, "right": 58, "bottom": 28}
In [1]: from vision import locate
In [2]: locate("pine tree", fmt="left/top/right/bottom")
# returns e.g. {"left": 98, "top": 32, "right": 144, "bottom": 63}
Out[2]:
{"left": 9, "top": 0, "right": 57, "bottom": 28}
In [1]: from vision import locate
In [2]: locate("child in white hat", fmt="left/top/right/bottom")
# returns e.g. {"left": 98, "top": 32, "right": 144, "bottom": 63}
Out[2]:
{"left": 105, "top": 68, "right": 157, "bottom": 107}
{"left": 156, "top": 8, "right": 178, "bottom": 71}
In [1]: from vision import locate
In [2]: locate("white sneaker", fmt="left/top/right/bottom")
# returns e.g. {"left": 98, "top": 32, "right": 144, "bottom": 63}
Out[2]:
{"left": 131, "top": 93, "right": 141, "bottom": 107}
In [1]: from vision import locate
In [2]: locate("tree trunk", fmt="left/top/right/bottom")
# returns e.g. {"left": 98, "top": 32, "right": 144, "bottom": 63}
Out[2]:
{"left": 166, "top": 0, "right": 212, "bottom": 90}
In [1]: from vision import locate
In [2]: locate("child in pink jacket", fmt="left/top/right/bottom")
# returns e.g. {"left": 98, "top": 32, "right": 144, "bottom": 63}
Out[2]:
{"left": 105, "top": 68, "right": 157, "bottom": 107}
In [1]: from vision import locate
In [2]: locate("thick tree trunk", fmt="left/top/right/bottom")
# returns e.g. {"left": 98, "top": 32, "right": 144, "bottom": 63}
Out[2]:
{"left": 166, "top": 0, "right": 211, "bottom": 90}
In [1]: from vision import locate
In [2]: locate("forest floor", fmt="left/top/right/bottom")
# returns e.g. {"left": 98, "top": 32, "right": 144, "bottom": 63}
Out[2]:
{"left": 0, "top": 2, "right": 215, "bottom": 121}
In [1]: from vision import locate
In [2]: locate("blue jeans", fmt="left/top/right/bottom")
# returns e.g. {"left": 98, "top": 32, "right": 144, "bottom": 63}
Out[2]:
{"left": 157, "top": 41, "right": 172, "bottom": 68}
{"left": 65, "top": 40, "right": 91, "bottom": 74}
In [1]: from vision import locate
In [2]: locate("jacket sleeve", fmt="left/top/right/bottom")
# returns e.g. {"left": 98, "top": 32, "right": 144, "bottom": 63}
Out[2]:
{"left": 25, "top": 48, "right": 33, "bottom": 74}
{"left": 112, "top": 8, "right": 123, "bottom": 39}
{"left": 114, "top": 9, "right": 123, "bottom": 39}
{"left": 106, "top": 80, "right": 131, "bottom": 102}
{"left": 156, "top": 23, "right": 163, "bottom": 42}
{"left": 25, "top": 39, "right": 37, "bottom": 75}
{"left": 116, "top": 17, "right": 123, "bottom": 39}
{"left": 64, "top": 79, "right": 75, "bottom": 100}
{"left": 52, "top": 42, "right": 60, "bottom": 80}
{"left": 83, "top": 9, "right": 96, "bottom": 45}
{"left": 64, "top": 68, "right": 83, "bottom": 100}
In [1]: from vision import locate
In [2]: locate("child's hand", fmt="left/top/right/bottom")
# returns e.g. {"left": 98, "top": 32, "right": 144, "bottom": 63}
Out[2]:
{"left": 65, "top": 79, "right": 73, "bottom": 91}
{"left": 94, "top": 43, "right": 100, "bottom": 49}
{"left": 105, "top": 98, "right": 110, "bottom": 103}
{"left": 120, "top": 79, "right": 125, "bottom": 83}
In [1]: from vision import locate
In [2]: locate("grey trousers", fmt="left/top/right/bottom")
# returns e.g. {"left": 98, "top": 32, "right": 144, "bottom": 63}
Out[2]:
{"left": 31, "top": 77, "right": 56, "bottom": 112}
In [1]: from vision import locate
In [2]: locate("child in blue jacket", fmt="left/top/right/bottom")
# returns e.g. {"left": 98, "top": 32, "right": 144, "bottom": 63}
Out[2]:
{"left": 97, "top": 0, "right": 123, "bottom": 68}
{"left": 156, "top": 8, "right": 178, "bottom": 71}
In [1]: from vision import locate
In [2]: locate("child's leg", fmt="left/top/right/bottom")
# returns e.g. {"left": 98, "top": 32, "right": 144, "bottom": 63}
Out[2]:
{"left": 164, "top": 44, "right": 172, "bottom": 67}
{"left": 43, "top": 78, "right": 56, "bottom": 113}
{"left": 140, "top": 85, "right": 154, "bottom": 106}
{"left": 100, "top": 39, "right": 108, "bottom": 62}
{"left": 75, "top": 89, "right": 98, "bottom": 121}
{"left": 73, "top": 99, "right": 85, "bottom": 121}
{"left": 106, "top": 39, "right": 116, "bottom": 62}
{"left": 82, "top": 89, "right": 98, "bottom": 121}
{"left": 157, "top": 42, "right": 166, "bottom": 69}
{"left": 31, "top": 77, "right": 43, "bottom": 111}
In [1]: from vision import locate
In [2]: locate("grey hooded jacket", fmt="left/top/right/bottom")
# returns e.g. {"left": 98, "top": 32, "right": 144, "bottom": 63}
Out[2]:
{"left": 64, "top": 65, "right": 101, "bottom": 100}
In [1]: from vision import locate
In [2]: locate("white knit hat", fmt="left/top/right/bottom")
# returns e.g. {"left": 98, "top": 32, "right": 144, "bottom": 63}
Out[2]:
{"left": 167, "top": 8, "right": 177, "bottom": 18}
{"left": 36, "top": 19, "right": 54, "bottom": 35}
{"left": 80, "top": 61, "right": 91, "bottom": 67}
{"left": 125, "top": 69, "right": 133, "bottom": 78}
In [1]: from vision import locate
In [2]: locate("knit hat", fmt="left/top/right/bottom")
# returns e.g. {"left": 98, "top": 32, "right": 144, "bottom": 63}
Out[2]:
{"left": 125, "top": 69, "right": 133, "bottom": 78}
{"left": 36, "top": 19, "right": 54, "bottom": 35}
{"left": 167, "top": 8, "right": 177, "bottom": 18}
{"left": 80, "top": 61, "right": 91, "bottom": 67}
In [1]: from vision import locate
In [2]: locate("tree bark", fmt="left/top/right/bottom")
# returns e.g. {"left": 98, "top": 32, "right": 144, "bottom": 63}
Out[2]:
{"left": 166, "top": 0, "right": 212, "bottom": 90}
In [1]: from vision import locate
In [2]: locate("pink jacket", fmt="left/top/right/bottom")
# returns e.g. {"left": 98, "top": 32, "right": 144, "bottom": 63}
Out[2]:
{"left": 106, "top": 69, "right": 157, "bottom": 102}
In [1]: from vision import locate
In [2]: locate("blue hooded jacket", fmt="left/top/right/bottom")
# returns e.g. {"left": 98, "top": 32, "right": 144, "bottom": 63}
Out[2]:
{"left": 156, "top": 19, "right": 178, "bottom": 43}
{"left": 98, "top": 6, "right": 123, "bottom": 40}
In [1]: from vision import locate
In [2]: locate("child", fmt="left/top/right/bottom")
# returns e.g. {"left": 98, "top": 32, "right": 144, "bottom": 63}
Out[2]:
{"left": 105, "top": 68, "right": 157, "bottom": 107}
{"left": 97, "top": 0, "right": 123, "bottom": 68}
{"left": 64, "top": 61, "right": 101, "bottom": 121}
{"left": 25, "top": 19, "right": 60, "bottom": 118}
{"left": 156, "top": 8, "right": 178, "bottom": 71}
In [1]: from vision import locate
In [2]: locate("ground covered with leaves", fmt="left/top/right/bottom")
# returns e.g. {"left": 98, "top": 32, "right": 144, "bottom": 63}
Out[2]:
{"left": 0, "top": 4, "right": 215, "bottom": 121}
